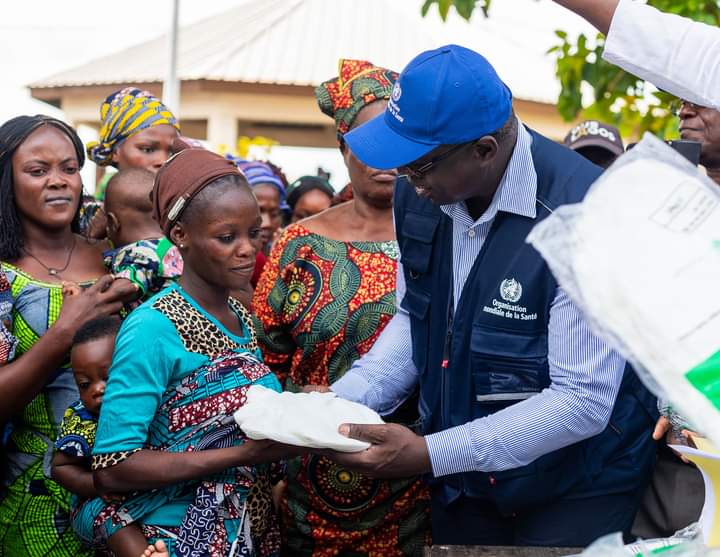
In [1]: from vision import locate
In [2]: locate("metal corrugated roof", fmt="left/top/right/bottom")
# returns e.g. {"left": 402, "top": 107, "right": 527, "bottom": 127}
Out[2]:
{"left": 29, "top": 0, "right": 562, "bottom": 104}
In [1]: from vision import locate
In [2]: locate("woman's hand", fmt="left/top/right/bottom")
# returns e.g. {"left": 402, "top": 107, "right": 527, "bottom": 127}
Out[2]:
{"left": 302, "top": 385, "right": 331, "bottom": 394}
{"left": 95, "top": 442, "right": 308, "bottom": 494}
{"left": 0, "top": 275, "right": 137, "bottom": 422}
{"left": 241, "top": 439, "right": 309, "bottom": 464}
{"left": 54, "top": 275, "right": 136, "bottom": 339}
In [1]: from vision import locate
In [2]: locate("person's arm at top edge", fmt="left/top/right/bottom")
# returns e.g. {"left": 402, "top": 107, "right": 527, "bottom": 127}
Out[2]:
{"left": 553, "top": 0, "right": 618, "bottom": 34}
{"left": 331, "top": 260, "right": 420, "bottom": 414}
{"left": 554, "top": 0, "right": 720, "bottom": 109}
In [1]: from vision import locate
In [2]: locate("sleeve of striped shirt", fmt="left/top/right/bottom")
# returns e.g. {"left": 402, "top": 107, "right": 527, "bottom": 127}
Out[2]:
{"left": 425, "top": 287, "right": 626, "bottom": 477}
{"left": 331, "top": 261, "right": 420, "bottom": 415}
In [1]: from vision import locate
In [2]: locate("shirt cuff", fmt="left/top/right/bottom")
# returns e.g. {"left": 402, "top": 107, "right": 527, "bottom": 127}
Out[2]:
{"left": 603, "top": 0, "right": 633, "bottom": 62}
{"left": 425, "top": 424, "right": 477, "bottom": 477}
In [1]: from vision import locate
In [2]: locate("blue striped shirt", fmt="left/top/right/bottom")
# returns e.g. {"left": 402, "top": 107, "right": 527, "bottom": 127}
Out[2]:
{"left": 331, "top": 123, "right": 626, "bottom": 477}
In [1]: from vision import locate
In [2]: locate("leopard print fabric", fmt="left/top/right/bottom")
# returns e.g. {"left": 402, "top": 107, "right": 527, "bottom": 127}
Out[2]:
{"left": 92, "top": 292, "right": 259, "bottom": 471}
{"left": 92, "top": 448, "right": 141, "bottom": 471}
{"left": 152, "top": 289, "right": 258, "bottom": 358}
{"left": 246, "top": 470, "right": 274, "bottom": 540}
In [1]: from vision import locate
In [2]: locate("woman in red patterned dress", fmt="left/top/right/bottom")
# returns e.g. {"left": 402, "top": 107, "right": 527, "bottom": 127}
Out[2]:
{"left": 253, "top": 59, "right": 429, "bottom": 557}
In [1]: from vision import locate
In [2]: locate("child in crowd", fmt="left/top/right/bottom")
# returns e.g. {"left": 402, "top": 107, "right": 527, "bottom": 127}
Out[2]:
{"left": 102, "top": 167, "right": 254, "bottom": 308}
{"left": 103, "top": 168, "right": 183, "bottom": 301}
{"left": 51, "top": 313, "right": 168, "bottom": 557}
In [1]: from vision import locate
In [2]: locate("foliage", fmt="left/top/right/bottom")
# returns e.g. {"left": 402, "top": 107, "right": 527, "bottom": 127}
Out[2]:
{"left": 421, "top": 0, "right": 720, "bottom": 138}
{"left": 421, "top": 0, "right": 492, "bottom": 19}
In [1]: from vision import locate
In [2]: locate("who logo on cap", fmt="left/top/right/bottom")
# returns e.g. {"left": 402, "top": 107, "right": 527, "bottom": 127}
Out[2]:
{"left": 345, "top": 44, "right": 513, "bottom": 170}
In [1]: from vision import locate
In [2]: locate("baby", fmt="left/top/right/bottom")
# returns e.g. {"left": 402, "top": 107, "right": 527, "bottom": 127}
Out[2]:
{"left": 103, "top": 168, "right": 183, "bottom": 301}
{"left": 51, "top": 315, "right": 168, "bottom": 556}
{"left": 102, "top": 167, "right": 255, "bottom": 309}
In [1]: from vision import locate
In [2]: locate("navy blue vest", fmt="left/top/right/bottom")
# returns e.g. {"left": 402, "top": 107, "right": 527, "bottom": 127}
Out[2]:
{"left": 395, "top": 129, "right": 657, "bottom": 513}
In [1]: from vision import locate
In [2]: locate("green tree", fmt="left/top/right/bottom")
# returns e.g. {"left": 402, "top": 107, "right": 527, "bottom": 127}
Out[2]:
{"left": 421, "top": 0, "right": 720, "bottom": 138}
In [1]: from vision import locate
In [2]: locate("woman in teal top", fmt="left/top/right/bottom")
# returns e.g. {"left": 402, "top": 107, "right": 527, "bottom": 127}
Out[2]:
{"left": 88, "top": 140, "right": 298, "bottom": 556}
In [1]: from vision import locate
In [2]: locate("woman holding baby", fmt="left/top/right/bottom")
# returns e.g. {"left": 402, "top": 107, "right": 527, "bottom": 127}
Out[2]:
{"left": 84, "top": 139, "right": 305, "bottom": 556}
{"left": 0, "top": 115, "right": 136, "bottom": 556}
{"left": 0, "top": 112, "right": 299, "bottom": 556}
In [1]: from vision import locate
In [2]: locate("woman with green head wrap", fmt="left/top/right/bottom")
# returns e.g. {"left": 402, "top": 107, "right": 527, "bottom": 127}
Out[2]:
{"left": 253, "top": 59, "right": 430, "bottom": 556}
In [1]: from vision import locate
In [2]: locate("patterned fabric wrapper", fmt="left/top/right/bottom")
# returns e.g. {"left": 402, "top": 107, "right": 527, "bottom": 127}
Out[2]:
{"left": 82, "top": 286, "right": 281, "bottom": 556}
{"left": 252, "top": 224, "right": 430, "bottom": 556}
{"left": 315, "top": 59, "right": 398, "bottom": 136}
{"left": 86, "top": 87, "right": 179, "bottom": 166}
{"left": 103, "top": 237, "right": 183, "bottom": 298}
{"left": 55, "top": 400, "right": 98, "bottom": 458}
{"left": 83, "top": 352, "right": 277, "bottom": 555}
{"left": 0, "top": 269, "right": 17, "bottom": 364}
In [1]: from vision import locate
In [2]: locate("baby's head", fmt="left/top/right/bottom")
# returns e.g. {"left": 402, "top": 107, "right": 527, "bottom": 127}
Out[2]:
{"left": 70, "top": 316, "right": 121, "bottom": 415}
{"left": 105, "top": 168, "right": 161, "bottom": 247}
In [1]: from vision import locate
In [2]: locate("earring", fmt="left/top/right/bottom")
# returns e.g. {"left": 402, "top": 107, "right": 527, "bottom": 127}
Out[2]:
{"left": 179, "top": 244, "right": 185, "bottom": 249}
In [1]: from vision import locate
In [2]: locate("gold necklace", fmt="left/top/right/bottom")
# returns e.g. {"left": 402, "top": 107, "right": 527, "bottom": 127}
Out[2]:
{"left": 23, "top": 236, "right": 77, "bottom": 278}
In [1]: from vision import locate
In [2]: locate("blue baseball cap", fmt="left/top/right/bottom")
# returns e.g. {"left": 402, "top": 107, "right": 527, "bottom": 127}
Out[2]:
{"left": 344, "top": 44, "right": 513, "bottom": 170}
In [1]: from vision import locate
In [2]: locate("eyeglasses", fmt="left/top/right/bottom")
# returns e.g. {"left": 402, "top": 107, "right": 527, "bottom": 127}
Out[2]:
{"left": 671, "top": 99, "right": 703, "bottom": 117}
{"left": 399, "top": 141, "right": 473, "bottom": 179}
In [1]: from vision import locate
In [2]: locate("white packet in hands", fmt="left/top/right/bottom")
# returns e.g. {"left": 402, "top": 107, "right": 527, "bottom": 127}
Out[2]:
{"left": 233, "top": 385, "right": 384, "bottom": 452}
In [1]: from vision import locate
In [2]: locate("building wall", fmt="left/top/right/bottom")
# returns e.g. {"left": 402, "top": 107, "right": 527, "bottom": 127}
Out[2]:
{"left": 34, "top": 81, "right": 575, "bottom": 153}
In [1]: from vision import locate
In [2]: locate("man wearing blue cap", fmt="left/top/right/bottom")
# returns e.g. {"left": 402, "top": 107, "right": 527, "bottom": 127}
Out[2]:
{"left": 328, "top": 45, "right": 657, "bottom": 546}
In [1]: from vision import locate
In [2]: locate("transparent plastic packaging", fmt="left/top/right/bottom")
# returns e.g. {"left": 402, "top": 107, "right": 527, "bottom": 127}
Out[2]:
{"left": 527, "top": 133, "right": 720, "bottom": 446}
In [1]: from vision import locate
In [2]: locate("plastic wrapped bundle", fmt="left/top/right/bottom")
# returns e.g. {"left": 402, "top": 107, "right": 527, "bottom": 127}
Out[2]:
{"left": 579, "top": 530, "right": 711, "bottom": 556}
{"left": 233, "top": 385, "right": 384, "bottom": 452}
{"left": 527, "top": 133, "right": 720, "bottom": 448}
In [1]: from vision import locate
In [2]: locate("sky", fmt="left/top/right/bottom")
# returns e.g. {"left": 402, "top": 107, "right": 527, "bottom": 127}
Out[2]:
{"left": 1, "top": 0, "right": 593, "bottom": 190}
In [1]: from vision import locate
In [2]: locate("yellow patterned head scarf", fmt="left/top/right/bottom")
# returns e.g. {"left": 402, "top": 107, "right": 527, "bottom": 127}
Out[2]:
{"left": 86, "top": 87, "right": 179, "bottom": 166}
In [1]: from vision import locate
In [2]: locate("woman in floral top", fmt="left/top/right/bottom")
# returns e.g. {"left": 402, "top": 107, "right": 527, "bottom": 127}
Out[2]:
{"left": 253, "top": 59, "right": 429, "bottom": 557}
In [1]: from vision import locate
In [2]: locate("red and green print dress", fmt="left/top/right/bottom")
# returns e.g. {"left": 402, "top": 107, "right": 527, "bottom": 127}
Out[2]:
{"left": 253, "top": 223, "right": 430, "bottom": 557}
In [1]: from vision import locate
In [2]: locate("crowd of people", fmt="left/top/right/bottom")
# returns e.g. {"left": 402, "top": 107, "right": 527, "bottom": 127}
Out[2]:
{"left": 1, "top": 0, "right": 720, "bottom": 555}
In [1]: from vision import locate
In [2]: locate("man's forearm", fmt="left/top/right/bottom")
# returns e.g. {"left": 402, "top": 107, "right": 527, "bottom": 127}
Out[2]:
{"left": 553, "top": 0, "right": 619, "bottom": 34}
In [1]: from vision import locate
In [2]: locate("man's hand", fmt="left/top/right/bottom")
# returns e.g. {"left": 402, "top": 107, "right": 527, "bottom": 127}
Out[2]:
{"left": 653, "top": 416, "right": 697, "bottom": 463}
{"left": 322, "top": 423, "right": 432, "bottom": 479}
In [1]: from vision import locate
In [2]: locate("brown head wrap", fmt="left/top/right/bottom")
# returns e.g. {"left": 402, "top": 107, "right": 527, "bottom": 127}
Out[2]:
{"left": 152, "top": 138, "right": 241, "bottom": 236}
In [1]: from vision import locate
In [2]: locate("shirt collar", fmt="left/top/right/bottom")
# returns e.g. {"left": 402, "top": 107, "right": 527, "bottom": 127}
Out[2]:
{"left": 440, "top": 120, "right": 537, "bottom": 224}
